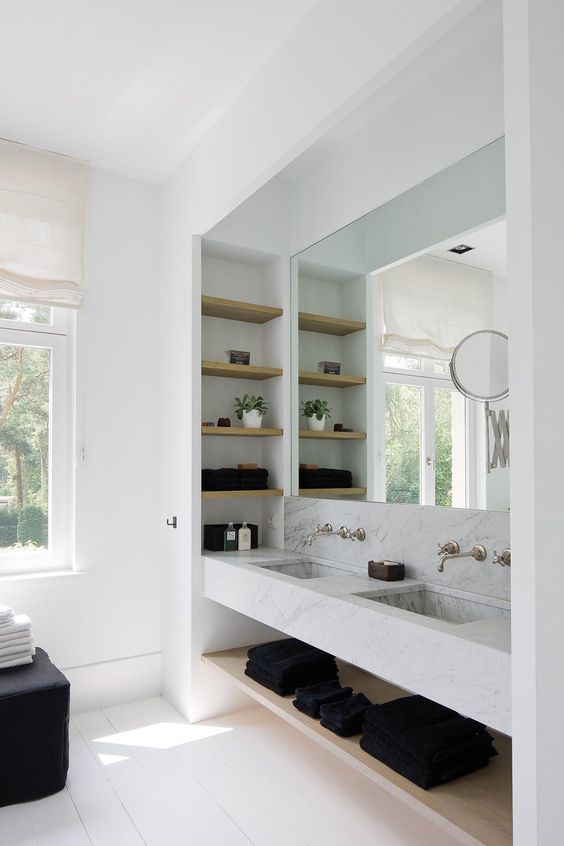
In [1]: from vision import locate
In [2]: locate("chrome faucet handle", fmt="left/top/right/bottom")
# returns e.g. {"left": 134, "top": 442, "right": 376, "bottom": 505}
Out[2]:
{"left": 493, "top": 548, "right": 511, "bottom": 567}
{"left": 352, "top": 527, "right": 366, "bottom": 542}
{"left": 437, "top": 540, "right": 460, "bottom": 556}
{"left": 337, "top": 526, "right": 366, "bottom": 541}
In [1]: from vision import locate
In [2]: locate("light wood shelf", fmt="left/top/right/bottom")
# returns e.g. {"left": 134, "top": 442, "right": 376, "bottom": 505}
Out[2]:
{"left": 299, "top": 430, "right": 366, "bottom": 440}
{"left": 201, "top": 489, "right": 284, "bottom": 500}
{"left": 202, "top": 361, "right": 283, "bottom": 380}
{"left": 202, "top": 426, "right": 283, "bottom": 437}
{"left": 298, "top": 311, "right": 366, "bottom": 336}
{"left": 202, "top": 647, "right": 512, "bottom": 846}
{"left": 202, "top": 295, "right": 283, "bottom": 324}
{"left": 298, "top": 487, "right": 367, "bottom": 496}
{"left": 299, "top": 371, "right": 366, "bottom": 388}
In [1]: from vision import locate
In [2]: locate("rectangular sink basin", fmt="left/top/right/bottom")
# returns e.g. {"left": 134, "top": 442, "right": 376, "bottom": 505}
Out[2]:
{"left": 353, "top": 585, "right": 510, "bottom": 625}
{"left": 261, "top": 561, "right": 351, "bottom": 579}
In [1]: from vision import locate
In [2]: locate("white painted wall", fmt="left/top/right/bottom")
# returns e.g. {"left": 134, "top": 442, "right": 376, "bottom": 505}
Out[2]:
{"left": 0, "top": 168, "right": 162, "bottom": 712}
{"left": 160, "top": 0, "right": 486, "bottom": 724}
{"left": 288, "top": 4, "right": 504, "bottom": 254}
{"left": 504, "top": 1, "right": 564, "bottom": 842}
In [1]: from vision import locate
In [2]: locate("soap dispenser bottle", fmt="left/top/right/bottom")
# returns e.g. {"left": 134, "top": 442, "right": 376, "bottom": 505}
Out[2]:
{"left": 224, "top": 521, "right": 237, "bottom": 551}
{"left": 238, "top": 521, "right": 251, "bottom": 551}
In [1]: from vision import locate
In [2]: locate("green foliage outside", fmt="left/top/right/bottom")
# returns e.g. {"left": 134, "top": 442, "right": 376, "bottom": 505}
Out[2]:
{"left": 0, "top": 337, "right": 50, "bottom": 550}
{"left": 385, "top": 383, "right": 454, "bottom": 507}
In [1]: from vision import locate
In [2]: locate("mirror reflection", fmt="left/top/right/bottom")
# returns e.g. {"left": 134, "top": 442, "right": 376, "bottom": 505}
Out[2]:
{"left": 292, "top": 142, "right": 509, "bottom": 512}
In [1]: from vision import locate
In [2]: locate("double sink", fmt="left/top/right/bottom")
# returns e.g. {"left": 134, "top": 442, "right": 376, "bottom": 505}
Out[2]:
{"left": 259, "top": 559, "right": 510, "bottom": 626}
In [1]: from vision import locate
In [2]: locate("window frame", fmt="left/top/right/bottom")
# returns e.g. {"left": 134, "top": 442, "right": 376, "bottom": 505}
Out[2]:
{"left": 380, "top": 355, "right": 475, "bottom": 508}
{"left": 0, "top": 307, "right": 74, "bottom": 575}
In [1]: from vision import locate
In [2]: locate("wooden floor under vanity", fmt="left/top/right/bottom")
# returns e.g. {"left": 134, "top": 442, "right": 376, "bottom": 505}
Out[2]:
{"left": 203, "top": 648, "right": 512, "bottom": 846}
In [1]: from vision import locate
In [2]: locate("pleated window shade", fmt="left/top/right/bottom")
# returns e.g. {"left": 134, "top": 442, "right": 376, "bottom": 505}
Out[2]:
{"left": 0, "top": 139, "right": 88, "bottom": 309}
{"left": 380, "top": 255, "right": 493, "bottom": 360}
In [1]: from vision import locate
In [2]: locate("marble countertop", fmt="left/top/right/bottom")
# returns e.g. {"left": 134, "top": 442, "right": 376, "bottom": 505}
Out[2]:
{"left": 202, "top": 547, "right": 512, "bottom": 735}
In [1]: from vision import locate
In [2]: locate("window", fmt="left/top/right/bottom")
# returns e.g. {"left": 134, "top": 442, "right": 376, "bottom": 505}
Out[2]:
{"left": 382, "top": 355, "right": 469, "bottom": 508}
{"left": 0, "top": 302, "right": 73, "bottom": 572}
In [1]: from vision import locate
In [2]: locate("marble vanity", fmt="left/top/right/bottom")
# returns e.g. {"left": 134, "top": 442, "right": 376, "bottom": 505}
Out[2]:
{"left": 202, "top": 547, "right": 511, "bottom": 735}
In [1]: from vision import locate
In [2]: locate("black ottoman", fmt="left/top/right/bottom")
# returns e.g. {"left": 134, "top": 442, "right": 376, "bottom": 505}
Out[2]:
{"left": 0, "top": 647, "right": 70, "bottom": 806}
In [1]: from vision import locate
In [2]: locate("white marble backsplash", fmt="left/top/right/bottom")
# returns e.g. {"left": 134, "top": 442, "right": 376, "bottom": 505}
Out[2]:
{"left": 284, "top": 497, "right": 511, "bottom": 600}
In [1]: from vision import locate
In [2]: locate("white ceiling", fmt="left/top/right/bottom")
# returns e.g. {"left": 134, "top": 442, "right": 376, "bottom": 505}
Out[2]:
{"left": 0, "top": 0, "right": 316, "bottom": 183}
{"left": 429, "top": 219, "right": 507, "bottom": 277}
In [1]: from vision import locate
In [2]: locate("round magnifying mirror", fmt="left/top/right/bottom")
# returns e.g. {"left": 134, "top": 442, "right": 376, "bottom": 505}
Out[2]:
{"left": 450, "top": 330, "right": 509, "bottom": 402}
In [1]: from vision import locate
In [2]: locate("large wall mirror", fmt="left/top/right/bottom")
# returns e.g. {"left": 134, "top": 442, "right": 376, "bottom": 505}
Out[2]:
{"left": 291, "top": 138, "right": 509, "bottom": 512}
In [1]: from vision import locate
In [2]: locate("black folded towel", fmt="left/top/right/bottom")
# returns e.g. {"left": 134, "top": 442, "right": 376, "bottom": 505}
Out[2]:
{"left": 245, "top": 656, "right": 338, "bottom": 688}
{"left": 239, "top": 481, "right": 268, "bottom": 489}
{"left": 299, "top": 468, "right": 352, "bottom": 479}
{"left": 202, "top": 468, "right": 240, "bottom": 490}
{"left": 319, "top": 692, "right": 372, "bottom": 736}
{"left": 359, "top": 731, "right": 494, "bottom": 789}
{"left": 247, "top": 639, "right": 333, "bottom": 676}
{"left": 202, "top": 468, "right": 239, "bottom": 479}
{"left": 239, "top": 468, "right": 268, "bottom": 480}
{"left": 363, "top": 695, "right": 494, "bottom": 766}
{"left": 245, "top": 658, "right": 338, "bottom": 696}
{"left": 292, "top": 680, "right": 353, "bottom": 718}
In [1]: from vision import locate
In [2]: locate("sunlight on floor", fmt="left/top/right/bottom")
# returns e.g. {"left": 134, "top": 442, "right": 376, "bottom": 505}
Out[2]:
{"left": 93, "top": 721, "right": 233, "bottom": 750}
{"left": 97, "top": 753, "right": 130, "bottom": 766}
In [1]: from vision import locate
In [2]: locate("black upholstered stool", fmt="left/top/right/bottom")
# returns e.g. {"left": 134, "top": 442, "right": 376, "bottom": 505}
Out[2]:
{"left": 0, "top": 647, "right": 70, "bottom": 806}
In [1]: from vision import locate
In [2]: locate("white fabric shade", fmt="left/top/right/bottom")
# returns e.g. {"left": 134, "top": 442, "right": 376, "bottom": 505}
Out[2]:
{"left": 0, "top": 139, "right": 88, "bottom": 308}
{"left": 380, "top": 254, "right": 493, "bottom": 359}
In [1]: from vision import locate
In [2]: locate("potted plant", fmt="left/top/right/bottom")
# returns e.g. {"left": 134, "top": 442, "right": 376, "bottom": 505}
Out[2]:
{"left": 301, "top": 398, "right": 332, "bottom": 432}
{"left": 234, "top": 394, "right": 269, "bottom": 428}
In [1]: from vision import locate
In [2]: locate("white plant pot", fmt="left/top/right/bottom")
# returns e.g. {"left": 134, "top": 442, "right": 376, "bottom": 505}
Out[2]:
{"left": 242, "top": 409, "right": 263, "bottom": 429}
{"left": 307, "top": 416, "right": 326, "bottom": 432}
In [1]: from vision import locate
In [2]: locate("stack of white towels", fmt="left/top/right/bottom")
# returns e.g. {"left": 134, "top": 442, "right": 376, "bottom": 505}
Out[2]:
{"left": 0, "top": 605, "right": 35, "bottom": 668}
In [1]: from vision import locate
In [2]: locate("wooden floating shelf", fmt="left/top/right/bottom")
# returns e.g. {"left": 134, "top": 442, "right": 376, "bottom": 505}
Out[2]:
{"left": 299, "top": 371, "right": 366, "bottom": 388}
{"left": 201, "top": 489, "right": 284, "bottom": 500}
{"left": 202, "top": 648, "right": 512, "bottom": 846}
{"left": 298, "top": 487, "right": 367, "bottom": 496}
{"left": 298, "top": 311, "right": 366, "bottom": 336}
{"left": 299, "top": 430, "right": 366, "bottom": 440}
{"left": 202, "top": 295, "right": 283, "bottom": 324}
{"left": 202, "top": 426, "right": 283, "bottom": 437}
{"left": 202, "top": 361, "right": 283, "bottom": 380}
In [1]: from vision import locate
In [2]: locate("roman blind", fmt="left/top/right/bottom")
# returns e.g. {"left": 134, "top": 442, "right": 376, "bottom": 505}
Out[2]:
{"left": 0, "top": 139, "right": 88, "bottom": 308}
{"left": 380, "top": 254, "right": 492, "bottom": 359}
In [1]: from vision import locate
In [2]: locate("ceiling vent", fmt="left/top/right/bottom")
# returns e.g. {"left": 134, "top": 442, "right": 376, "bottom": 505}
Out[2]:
{"left": 449, "top": 244, "right": 475, "bottom": 255}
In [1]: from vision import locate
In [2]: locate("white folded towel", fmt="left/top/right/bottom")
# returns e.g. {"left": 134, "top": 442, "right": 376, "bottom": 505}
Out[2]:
{"left": 0, "top": 614, "right": 31, "bottom": 636}
{"left": 0, "top": 634, "right": 34, "bottom": 650}
{"left": 0, "top": 629, "right": 32, "bottom": 644}
{"left": 0, "top": 637, "right": 34, "bottom": 655}
{"left": 0, "top": 605, "right": 15, "bottom": 625}
{"left": 0, "top": 643, "right": 35, "bottom": 660}
{"left": 0, "top": 654, "right": 33, "bottom": 669}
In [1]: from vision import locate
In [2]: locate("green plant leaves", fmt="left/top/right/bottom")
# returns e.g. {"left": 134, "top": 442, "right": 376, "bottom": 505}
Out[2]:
{"left": 300, "top": 398, "right": 332, "bottom": 419}
{"left": 233, "top": 394, "right": 269, "bottom": 418}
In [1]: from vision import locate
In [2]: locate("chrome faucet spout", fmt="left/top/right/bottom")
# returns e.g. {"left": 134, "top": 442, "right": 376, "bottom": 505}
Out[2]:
{"left": 437, "top": 543, "right": 487, "bottom": 573}
{"left": 306, "top": 523, "right": 335, "bottom": 545}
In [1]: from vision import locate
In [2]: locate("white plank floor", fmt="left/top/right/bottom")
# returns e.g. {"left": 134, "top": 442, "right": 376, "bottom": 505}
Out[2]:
{"left": 0, "top": 698, "right": 464, "bottom": 845}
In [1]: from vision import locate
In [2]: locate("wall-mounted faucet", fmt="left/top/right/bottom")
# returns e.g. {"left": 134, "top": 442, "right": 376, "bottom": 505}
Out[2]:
{"left": 437, "top": 540, "right": 487, "bottom": 573}
{"left": 493, "top": 548, "right": 511, "bottom": 567}
{"left": 306, "top": 523, "right": 365, "bottom": 545}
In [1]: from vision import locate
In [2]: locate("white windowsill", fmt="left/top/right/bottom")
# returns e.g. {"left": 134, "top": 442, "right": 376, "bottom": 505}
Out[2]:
{"left": 0, "top": 569, "right": 86, "bottom": 583}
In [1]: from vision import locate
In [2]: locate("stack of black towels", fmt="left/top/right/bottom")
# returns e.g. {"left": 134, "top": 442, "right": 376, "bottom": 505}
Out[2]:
{"left": 360, "top": 695, "right": 497, "bottom": 789}
{"left": 299, "top": 468, "right": 353, "bottom": 489}
{"left": 245, "top": 639, "right": 338, "bottom": 695}
{"left": 293, "top": 682, "right": 372, "bottom": 737}
{"left": 202, "top": 467, "right": 269, "bottom": 491}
